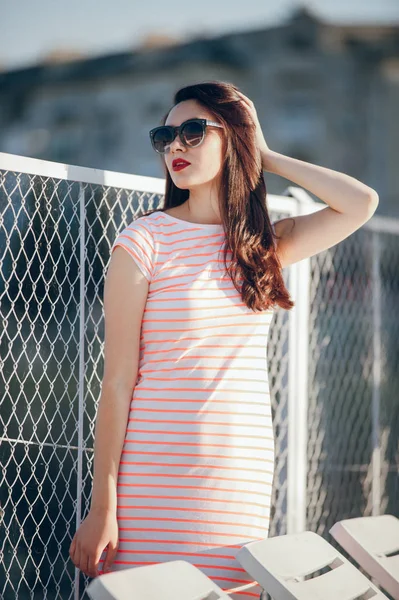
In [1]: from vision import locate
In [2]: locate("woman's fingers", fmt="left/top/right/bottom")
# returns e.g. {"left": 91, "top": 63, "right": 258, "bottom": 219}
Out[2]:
{"left": 84, "top": 553, "right": 92, "bottom": 578}
{"left": 88, "top": 549, "right": 102, "bottom": 578}
{"left": 75, "top": 545, "right": 82, "bottom": 574}
{"left": 236, "top": 90, "right": 254, "bottom": 106}
{"left": 69, "top": 539, "right": 77, "bottom": 567}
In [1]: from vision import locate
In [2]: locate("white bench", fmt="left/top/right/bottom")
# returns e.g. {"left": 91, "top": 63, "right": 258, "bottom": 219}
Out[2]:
{"left": 86, "top": 527, "right": 393, "bottom": 600}
{"left": 235, "top": 530, "right": 388, "bottom": 600}
{"left": 330, "top": 514, "right": 399, "bottom": 600}
{"left": 86, "top": 559, "right": 237, "bottom": 600}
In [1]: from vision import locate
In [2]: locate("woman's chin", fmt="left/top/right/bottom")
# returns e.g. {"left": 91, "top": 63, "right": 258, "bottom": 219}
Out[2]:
{"left": 172, "top": 174, "right": 193, "bottom": 187}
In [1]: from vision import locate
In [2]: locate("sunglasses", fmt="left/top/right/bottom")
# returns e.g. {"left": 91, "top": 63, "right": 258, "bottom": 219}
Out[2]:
{"left": 149, "top": 118, "right": 224, "bottom": 154}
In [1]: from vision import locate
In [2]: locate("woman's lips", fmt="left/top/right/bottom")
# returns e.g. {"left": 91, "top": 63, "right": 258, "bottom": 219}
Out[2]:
{"left": 173, "top": 163, "right": 190, "bottom": 172}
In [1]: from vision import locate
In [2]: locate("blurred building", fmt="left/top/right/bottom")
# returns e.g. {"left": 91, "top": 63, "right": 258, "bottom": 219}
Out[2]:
{"left": 0, "top": 7, "right": 398, "bottom": 216}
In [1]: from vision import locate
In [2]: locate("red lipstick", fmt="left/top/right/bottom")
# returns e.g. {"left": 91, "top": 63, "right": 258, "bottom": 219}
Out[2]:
{"left": 172, "top": 159, "right": 191, "bottom": 171}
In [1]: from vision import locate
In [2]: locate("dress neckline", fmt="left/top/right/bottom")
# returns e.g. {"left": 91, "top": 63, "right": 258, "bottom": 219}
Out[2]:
{"left": 157, "top": 210, "right": 224, "bottom": 230}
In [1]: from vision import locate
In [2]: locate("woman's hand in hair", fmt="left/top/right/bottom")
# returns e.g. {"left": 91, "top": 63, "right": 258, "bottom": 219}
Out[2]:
{"left": 235, "top": 90, "right": 270, "bottom": 161}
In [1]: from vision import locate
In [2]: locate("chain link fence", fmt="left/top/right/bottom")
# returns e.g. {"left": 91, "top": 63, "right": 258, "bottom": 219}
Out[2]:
{"left": 306, "top": 218, "right": 399, "bottom": 533}
{"left": 0, "top": 152, "right": 397, "bottom": 599}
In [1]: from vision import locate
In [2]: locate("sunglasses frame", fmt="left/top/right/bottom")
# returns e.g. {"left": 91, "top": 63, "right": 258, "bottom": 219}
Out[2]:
{"left": 149, "top": 118, "right": 223, "bottom": 154}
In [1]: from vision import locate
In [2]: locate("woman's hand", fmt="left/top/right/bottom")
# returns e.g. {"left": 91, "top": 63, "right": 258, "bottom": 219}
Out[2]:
{"left": 69, "top": 507, "right": 119, "bottom": 578}
{"left": 236, "top": 90, "right": 271, "bottom": 164}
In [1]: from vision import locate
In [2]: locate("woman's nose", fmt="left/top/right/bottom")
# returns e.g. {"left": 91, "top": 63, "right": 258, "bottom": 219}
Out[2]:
{"left": 167, "top": 133, "right": 185, "bottom": 153}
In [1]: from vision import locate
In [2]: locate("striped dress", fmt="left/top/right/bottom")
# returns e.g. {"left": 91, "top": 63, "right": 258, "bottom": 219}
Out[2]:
{"left": 97, "top": 210, "right": 276, "bottom": 600}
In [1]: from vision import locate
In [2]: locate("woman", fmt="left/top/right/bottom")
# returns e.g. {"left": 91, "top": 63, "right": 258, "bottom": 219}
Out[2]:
{"left": 69, "top": 81, "right": 378, "bottom": 599}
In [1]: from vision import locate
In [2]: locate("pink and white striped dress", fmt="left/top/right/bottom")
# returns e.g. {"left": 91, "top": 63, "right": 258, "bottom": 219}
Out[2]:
{"left": 98, "top": 210, "right": 276, "bottom": 600}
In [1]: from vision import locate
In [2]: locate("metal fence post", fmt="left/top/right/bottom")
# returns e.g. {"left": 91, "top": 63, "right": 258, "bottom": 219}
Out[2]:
{"left": 74, "top": 182, "right": 86, "bottom": 599}
{"left": 371, "top": 231, "right": 381, "bottom": 516}
{"left": 285, "top": 187, "right": 318, "bottom": 534}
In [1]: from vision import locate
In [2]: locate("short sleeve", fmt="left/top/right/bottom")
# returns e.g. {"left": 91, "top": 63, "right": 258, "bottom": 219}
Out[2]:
{"left": 111, "top": 218, "right": 155, "bottom": 282}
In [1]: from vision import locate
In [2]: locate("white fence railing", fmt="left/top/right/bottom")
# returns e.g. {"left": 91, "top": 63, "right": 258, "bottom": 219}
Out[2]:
{"left": 0, "top": 151, "right": 397, "bottom": 599}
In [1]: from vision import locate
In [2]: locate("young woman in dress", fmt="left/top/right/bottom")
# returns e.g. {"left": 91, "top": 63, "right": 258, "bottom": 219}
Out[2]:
{"left": 69, "top": 81, "right": 378, "bottom": 599}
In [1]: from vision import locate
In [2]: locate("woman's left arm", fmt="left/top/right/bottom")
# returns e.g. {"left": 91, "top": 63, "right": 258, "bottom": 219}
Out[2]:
{"left": 262, "top": 149, "right": 379, "bottom": 268}
{"left": 236, "top": 89, "right": 379, "bottom": 268}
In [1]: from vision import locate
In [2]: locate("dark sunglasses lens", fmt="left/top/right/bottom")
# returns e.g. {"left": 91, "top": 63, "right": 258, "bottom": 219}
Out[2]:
{"left": 182, "top": 121, "right": 204, "bottom": 147}
{"left": 152, "top": 127, "right": 173, "bottom": 153}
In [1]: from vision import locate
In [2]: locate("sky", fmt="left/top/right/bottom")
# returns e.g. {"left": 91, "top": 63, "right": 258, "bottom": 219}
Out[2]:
{"left": 1, "top": 0, "right": 399, "bottom": 72}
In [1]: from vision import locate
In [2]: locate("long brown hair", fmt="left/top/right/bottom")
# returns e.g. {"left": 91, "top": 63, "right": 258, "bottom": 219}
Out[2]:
{"left": 143, "top": 80, "right": 294, "bottom": 313}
